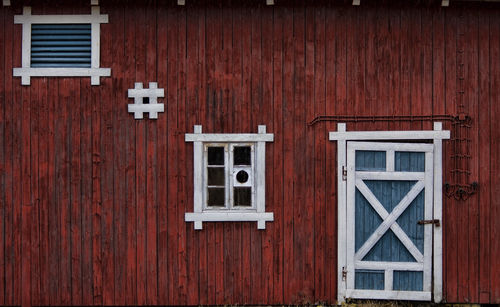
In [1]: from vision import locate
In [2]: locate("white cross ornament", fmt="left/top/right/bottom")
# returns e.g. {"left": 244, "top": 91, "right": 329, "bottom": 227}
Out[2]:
{"left": 128, "top": 82, "right": 165, "bottom": 119}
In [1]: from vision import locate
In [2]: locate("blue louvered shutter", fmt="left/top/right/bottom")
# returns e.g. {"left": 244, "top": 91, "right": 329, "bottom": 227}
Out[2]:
{"left": 31, "top": 24, "right": 92, "bottom": 68}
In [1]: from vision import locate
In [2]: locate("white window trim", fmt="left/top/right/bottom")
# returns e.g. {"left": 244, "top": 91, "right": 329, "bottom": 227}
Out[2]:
{"left": 13, "top": 6, "right": 111, "bottom": 86}
{"left": 329, "top": 122, "right": 450, "bottom": 304}
{"left": 185, "top": 125, "right": 274, "bottom": 230}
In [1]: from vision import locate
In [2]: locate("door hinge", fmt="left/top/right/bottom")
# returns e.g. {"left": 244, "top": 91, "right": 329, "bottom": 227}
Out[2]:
{"left": 342, "top": 267, "right": 347, "bottom": 281}
{"left": 417, "top": 219, "right": 441, "bottom": 227}
{"left": 342, "top": 166, "right": 347, "bottom": 181}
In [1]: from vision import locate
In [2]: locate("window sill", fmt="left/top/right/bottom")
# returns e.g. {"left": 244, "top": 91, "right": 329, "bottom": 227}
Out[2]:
{"left": 13, "top": 67, "right": 111, "bottom": 85}
{"left": 185, "top": 211, "right": 274, "bottom": 230}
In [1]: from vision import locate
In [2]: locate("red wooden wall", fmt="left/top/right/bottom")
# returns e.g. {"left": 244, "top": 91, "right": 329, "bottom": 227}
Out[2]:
{"left": 0, "top": 0, "right": 499, "bottom": 305}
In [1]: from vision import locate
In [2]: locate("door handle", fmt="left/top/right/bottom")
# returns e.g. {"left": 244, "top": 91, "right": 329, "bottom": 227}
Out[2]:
{"left": 417, "top": 219, "right": 440, "bottom": 227}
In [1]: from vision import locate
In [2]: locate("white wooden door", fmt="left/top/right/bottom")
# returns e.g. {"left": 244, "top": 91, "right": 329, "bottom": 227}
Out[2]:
{"left": 345, "top": 142, "right": 434, "bottom": 301}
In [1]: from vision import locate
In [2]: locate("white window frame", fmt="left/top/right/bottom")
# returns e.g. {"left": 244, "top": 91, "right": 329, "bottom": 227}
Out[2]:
{"left": 329, "top": 122, "right": 450, "bottom": 304}
{"left": 185, "top": 125, "right": 274, "bottom": 230}
{"left": 13, "top": 6, "right": 111, "bottom": 86}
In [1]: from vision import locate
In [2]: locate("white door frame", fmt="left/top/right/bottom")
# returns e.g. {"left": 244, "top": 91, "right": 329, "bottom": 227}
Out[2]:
{"left": 329, "top": 122, "right": 450, "bottom": 304}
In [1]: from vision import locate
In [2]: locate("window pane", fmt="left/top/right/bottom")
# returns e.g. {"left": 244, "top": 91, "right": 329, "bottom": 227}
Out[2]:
{"left": 395, "top": 151, "right": 425, "bottom": 172}
{"left": 234, "top": 187, "right": 252, "bottom": 207}
{"left": 236, "top": 170, "right": 249, "bottom": 184}
{"left": 234, "top": 146, "right": 251, "bottom": 165}
{"left": 208, "top": 167, "right": 225, "bottom": 186}
{"left": 207, "top": 188, "right": 225, "bottom": 207}
{"left": 355, "top": 150, "right": 386, "bottom": 171}
{"left": 208, "top": 147, "right": 224, "bottom": 165}
{"left": 354, "top": 270, "right": 385, "bottom": 290}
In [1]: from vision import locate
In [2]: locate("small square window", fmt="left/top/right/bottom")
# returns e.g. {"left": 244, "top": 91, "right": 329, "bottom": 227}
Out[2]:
{"left": 13, "top": 6, "right": 111, "bottom": 85}
{"left": 185, "top": 125, "right": 274, "bottom": 230}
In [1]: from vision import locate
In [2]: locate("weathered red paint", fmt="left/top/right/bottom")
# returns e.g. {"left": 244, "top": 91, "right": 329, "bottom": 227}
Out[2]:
{"left": 0, "top": 0, "right": 499, "bottom": 305}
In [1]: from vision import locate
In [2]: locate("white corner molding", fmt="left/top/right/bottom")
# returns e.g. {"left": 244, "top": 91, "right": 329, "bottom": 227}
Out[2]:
{"left": 3, "top": 0, "right": 11, "bottom": 6}
{"left": 13, "top": 6, "right": 111, "bottom": 86}
{"left": 127, "top": 82, "right": 165, "bottom": 119}
{"left": 185, "top": 125, "right": 274, "bottom": 230}
{"left": 330, "top": 123, "right": 450, "bottom": 304}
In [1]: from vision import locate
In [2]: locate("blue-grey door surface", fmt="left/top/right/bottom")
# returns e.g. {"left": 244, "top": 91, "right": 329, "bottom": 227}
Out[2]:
{"left": 345, "top": 142, "right": 434, "bottom": 301}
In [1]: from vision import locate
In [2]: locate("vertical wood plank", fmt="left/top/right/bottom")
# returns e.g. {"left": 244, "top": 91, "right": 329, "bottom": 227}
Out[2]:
{"left": 292, "top": 3, "right": 307, "bottom": 300}
{"left": 109, "top": 3, "right": 126, "bottom": 306}
{"left": 21, "top": 78, "right": 32, "bottom": 307}
{"left": 124, "top": 1, "right": 137, "bottom": 305}
{"left": 91, "top": 76, "right": 103, "bottom": 307}
{"left": 12, "top": 11, "right": 22, "bottom": 306}
{"left": 313, "top": 3, "right": 327, "bottom": 302}
{"left": 364, "top": 5, "right": 377, "bottom": 119}
{"left": 70, "top": 76, "right": 83, "bottom": 307}
{"left": 3, "top": 6, "right": 14, "bottom": 303}
{"left": 0, "top": 6, "right": 5, "bottom": 302}
{"left": 456, "top": 8, "right": 470, "bottom": 302}
{"left": 145, "top": 2, "right": 158, "bottom": 305}
{"left": 261, "top": 4, "right": 274, "bottom": 304}
{"left": 444, "top": 8, "right": 459, "bottom": 303}
{"left": 177, "top": 4, "right": 189, "bottom": 305}
{"left": 489, "top": 9, "right": 500, "bottom": 302}
{"left": 281, "top": 3, "right": 294, "bottom": 303}
{"left": 80, "top": 77, "right": 93, "bottom": 307}
{"left": 421, "top": 7, "right": 433, "bottom": 131}
{"left": 166, "top": 3, "right": 179, "bottom": 304}
{"left": 156, "top": 1, "right": 169, "bottom": 305}
{"left": 100, "top": 17, "right": 115, "bottom": 304}
{"left": 477, "top": 7, "right": 492, "bottom": 304}
{"left": 271, "top": 5, "right": 284, "bottom": 303}
{"left": 135, "top": 2, "right": 147, "bottom": 305}
{"left": 465, "top": 9, "right": 479, "bottom": 303}
{"left": 409, "top": 7, "right": 423, "bottom": 131}
{"left": 58, "top": 78, "right": 72, "bottom": 306}
{"left": 29, "top": 60, "right": 40, "bottom": 307}
{"left": 399, "top": 6, "right": 412, "bottom": 132}
{"left": 303, "top": 3, "right": 315, "bottom": 301}
{"left": 388, "top": 5, "right": 401, "bottom": 132}
{"left": 30, "top": 79, "right": 41, "bottom": 302}
{"left": 45, "top": 78, "right": 59, "bottom": 306}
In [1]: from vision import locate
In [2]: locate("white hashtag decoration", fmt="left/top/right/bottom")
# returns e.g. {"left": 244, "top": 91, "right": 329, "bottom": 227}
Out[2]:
{"left": 128, "top": 82, "right": 165, "bottom": 119}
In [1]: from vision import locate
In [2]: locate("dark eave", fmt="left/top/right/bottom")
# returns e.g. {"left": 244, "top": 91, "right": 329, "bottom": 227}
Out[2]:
{"left": 3, "top": 0, "right": 500, "bottom": 7}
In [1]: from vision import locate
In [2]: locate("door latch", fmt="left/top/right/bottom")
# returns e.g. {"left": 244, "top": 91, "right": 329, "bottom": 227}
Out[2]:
{"left": 417, "top": 219, "right": 440, "bottom": 227}
{"left": 342, "top": 166, "right": 347, "bottom": 181}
